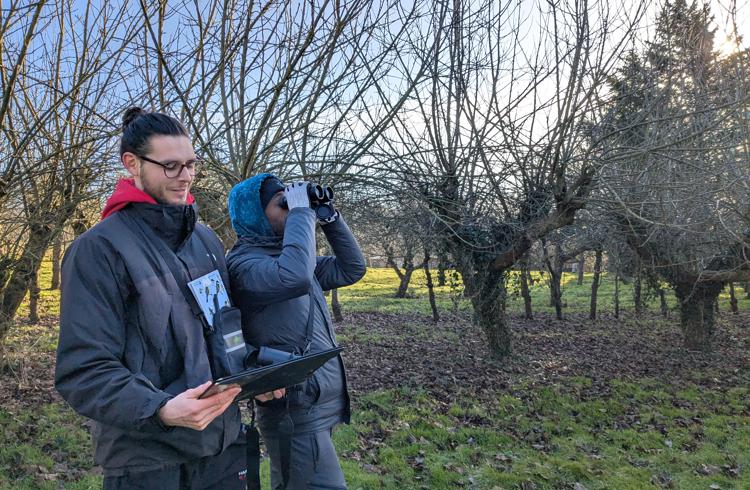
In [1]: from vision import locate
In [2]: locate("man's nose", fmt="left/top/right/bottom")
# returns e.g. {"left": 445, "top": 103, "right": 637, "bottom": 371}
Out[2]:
{"left": 176, "top": 164, "right": 193, "bottom": 182}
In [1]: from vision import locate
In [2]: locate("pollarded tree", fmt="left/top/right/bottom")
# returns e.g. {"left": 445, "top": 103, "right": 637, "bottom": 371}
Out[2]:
{"left": 367, "top": 0, "right": 645, "bottom": 358}
{"left": 599, "top": 0, "right": 750, "bottom": 350}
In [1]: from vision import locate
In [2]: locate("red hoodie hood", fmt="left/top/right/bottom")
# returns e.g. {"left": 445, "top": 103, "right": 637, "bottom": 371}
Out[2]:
{"left": 101, "top": 178, "right": 195, "bottom": 220}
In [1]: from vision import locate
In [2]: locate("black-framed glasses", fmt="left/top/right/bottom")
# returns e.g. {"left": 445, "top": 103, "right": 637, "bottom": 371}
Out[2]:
{"left": 137, "top": 154, "right": 203, "bottom": 178}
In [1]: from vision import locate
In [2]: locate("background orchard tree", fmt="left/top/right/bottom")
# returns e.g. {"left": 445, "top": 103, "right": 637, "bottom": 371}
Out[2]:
{"left": 0, "top": 1, "right": 136, "bottom": 347}
{"left": 134, "top": 0, "right": 435, "bottom": 243}
{"left": 599, "top": 0, "right": 750, "bottom": 350}
{"left": 367, "top": 0, "right": 646, "bottom": 358}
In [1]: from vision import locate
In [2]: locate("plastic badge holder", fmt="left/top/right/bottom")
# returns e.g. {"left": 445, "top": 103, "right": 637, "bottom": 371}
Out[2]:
{"left": 199, "top": 347, "right": 343, "bottom": 401}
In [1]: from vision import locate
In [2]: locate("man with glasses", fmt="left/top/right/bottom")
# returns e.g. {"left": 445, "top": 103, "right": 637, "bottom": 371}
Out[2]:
{"left": 55, "top": 107, "right": 282, "bottom": 489}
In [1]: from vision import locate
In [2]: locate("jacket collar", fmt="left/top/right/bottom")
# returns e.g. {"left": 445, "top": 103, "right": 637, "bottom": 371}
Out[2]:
{"left": 129, "top": 202, "right": 198, "bottom": 252}
{"left": 101, "top": 178, "right": 196, "bottom": 220}
{"left": 236, "top": 234, "right": 283, "bottom": 250}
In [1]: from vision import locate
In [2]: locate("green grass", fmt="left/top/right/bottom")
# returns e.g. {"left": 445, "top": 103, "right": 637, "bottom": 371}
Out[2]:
{"left": 12, "top": 258, "right": 750, "bottom": 321}
{"left": 333, "top": 382, "right": 749, "bottom": 489}
{"left": 337, "top": 267, "right": 750, "bottom": 317}
{"left": 0, "top": 404, "right": 97, "bottom": 489}
{"left": 1, "top": 262, "right": 748, "bottom": 488}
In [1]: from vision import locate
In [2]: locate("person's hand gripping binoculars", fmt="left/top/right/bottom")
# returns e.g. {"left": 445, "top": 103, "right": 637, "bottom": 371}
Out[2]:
{"left": 283, "top": 182, "right": 311, "bottom": 210}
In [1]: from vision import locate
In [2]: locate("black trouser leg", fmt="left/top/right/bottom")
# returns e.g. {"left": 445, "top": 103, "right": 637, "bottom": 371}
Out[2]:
{"left": 263, "top": 427, "right": 347, "bottom": 490}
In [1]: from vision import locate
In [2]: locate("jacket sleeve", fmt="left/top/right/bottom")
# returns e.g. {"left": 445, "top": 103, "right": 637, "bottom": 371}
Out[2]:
{"left": 54, "top": 235, "right": 172, "bottom": 433}
{"left": 228, "top": 208, "right": 318, "bottom": 306}
{"left": 315, "top": 213, "right": 367, "bottom": 291}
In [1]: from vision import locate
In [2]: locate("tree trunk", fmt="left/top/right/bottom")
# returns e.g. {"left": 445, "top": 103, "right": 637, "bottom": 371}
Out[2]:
{"left": 543, "top": 242, "right": 563, "bottom": 320}
{"left": 729, "top": 282, "right": 738, "bottom": 314}
{"left": 51, "top": 238, "right": 62, "bottom": 290}
{"left": 0, "top": 224, "right": 57, "bottom": 342}
{"left": 550, "top": 270, "right": 563, "bottom": 320}
{"left": 437, "top": 250, "right": 447, "bottom": 287}
{"left": 520, "top": 256, "right": 533, "bottom": 320}
{"left": 674, "top": 282, "right": 723, "bottom": 351}
{"left": 589, "top": 249, "right": 602, "bottom": 320}
{"left": 465, "top": 269, "right": 511, "bottom": 359}
{"left": 744, "top": 282, "right": 750, "bottom": 299}
{"left": 395, "top": 268, "right": 415, "bottom": 298}
{"left": 658, "top": 287, "right": 668, "bottom": 317}
{"left": 385, "top": 245, "right": 416, "bottom": 298}
{"left": 614, "top": 273, "right": 620, "bottom": 319}
{"left": 71, "top": 208, "right": 90, "bottom": 238}
{"left": 331, "top": 288, "right": 343, "bottom": 322}
{"left": 28, "top": 271, "right": 39, "bottom": 323}
{"left": 423, "top": 250, "right": 439, "bottom": 322}
{"left": 633, "top": 257, "right": 642, "bottom": 316}
{"left": 577, "top": 253, "right": 585, "bottom": 285}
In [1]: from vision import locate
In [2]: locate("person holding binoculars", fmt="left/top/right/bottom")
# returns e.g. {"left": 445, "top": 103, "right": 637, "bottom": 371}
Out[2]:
{"left": 227, "top": 174, "right": 366, "bottom": 489}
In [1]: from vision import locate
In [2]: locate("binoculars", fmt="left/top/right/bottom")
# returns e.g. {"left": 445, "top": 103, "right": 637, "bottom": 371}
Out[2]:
{"left": 256, "top": 346, "right": 300, "bottom": 366}
{"left": 281, "top": 182, "right": 336, "bottom": 221}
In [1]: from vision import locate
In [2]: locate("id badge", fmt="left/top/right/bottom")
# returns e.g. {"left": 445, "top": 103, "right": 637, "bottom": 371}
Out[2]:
{"left": 187, "top": 270, "right": 230, "bottom": 327}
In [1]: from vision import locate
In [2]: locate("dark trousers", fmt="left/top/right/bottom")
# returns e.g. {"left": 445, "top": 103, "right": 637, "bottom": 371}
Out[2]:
{"left": 102, "top": 438, "right": 247, "bottom": 490}
{"left": 262, "top": 427, "right": 347, "bottom": 490}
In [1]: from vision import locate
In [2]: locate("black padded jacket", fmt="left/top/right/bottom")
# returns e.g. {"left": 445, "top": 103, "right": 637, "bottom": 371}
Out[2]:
{"left": 226, "top": 208, "right": 366, "bottom": 434}
{"left": 55, "top": 203, "right": 241, "bottom": 476}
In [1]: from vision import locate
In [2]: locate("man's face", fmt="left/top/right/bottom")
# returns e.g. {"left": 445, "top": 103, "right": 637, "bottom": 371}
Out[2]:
{"left": 265, "top": 190, "right": 288, "bottom": 236}
{"left": 126, "top": 135, "right": 195, "bottom": 205}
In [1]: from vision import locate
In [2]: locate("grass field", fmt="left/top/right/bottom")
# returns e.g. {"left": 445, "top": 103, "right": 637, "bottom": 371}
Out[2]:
{"left": 338, "top": 267, "right": 750, "bottom": 316}
{"left": 1, "top": 262, "right": 748, "bottom": 489}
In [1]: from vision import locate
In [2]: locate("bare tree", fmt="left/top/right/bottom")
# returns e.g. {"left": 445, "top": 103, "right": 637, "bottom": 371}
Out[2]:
{"left": 134, "top": 0, "right": 434, "bottom": 242}
{"left": 541, "top": 227, "right": 591, "bottom": 320}
{"left": 0, "top": 1, "right": 137, "bottom": 345}
{"left": 599, "top": 0, "right": 750, "bottom": 350}
{"left": 367, "top": 0, "right": 645, "bottom": 357}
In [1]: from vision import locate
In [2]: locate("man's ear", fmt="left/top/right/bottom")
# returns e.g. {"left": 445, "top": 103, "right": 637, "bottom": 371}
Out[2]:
{"left": 122, "top": 152, "right": 140, "bottom": 178}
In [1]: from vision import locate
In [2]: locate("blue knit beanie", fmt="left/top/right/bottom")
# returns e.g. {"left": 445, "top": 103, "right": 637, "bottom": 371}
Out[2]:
{"left": 228, "top": 173, "right": 279, "bottom": 238}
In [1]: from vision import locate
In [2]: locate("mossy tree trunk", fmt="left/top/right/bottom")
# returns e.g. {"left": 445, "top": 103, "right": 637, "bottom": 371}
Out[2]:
{"left": 674, "top": 282, "right": 723, "bottom": 351}
{"left": 463, "top": 268, "right": 511, "bottom": 359}
{"left": 0, "top": 222, "right": 59, "bottom": 343}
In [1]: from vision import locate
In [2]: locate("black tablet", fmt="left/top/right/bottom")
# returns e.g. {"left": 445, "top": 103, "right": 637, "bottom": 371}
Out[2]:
{"left": 199, "top": 347, "right": 343, "bottom": 401}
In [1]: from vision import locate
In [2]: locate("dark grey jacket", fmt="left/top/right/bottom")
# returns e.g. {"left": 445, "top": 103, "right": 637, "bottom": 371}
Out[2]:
{"left": 226, "top": 208, "right": 366, "bottom": 434}
{"left": 55, "top": 204, "right": 241, "bottom": 476}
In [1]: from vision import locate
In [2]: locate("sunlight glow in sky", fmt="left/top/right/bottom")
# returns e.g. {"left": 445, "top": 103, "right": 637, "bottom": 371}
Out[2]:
{"left": 710, "top": 0, "right": 747, "bottom": 56}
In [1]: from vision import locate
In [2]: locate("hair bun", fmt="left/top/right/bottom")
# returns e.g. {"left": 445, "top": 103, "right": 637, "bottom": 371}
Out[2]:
{"left": 122, "top": 107, "right": 146, "bottom": 130}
